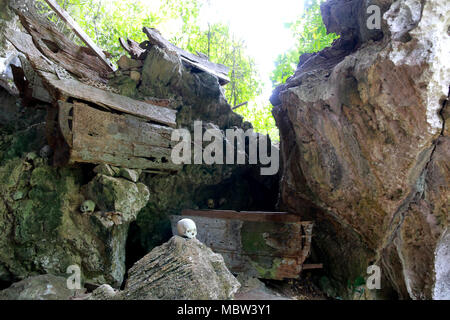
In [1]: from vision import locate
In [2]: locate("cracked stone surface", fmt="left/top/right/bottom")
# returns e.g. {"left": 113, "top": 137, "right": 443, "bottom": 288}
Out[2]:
{"left": 271, "top": 0, "right": 449, "bottom": 299}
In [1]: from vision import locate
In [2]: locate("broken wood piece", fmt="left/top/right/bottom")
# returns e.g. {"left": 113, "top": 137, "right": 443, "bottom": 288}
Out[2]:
{"left": 17, "top": 11, "right": 110, "bottom": 83}
{"left": 4, "top": 28, "right": 55, "bottom": 75}
{"left": 42, "top": 72, "right": 177, "bottom": 127}
{"left": 143, "top": 27, "right": 230, "bottom": 85}
{"left": 43, "top": 0, "right": 115, "bottom": 72}
{"left": 61, "top": 101, "right": 180, "bottom": 171}
{"left": 119, "top": 37, "right": 147, "bottom": 60}
{"left": 181, "top": 209, "right": 307, "bottom": 223}
{"left": 171, "top": 210, "right": 314, "bottom": 280}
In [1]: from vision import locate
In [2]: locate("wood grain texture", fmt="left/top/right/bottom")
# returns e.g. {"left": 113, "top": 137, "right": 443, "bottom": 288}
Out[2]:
{"left": 18, "top": 12, "right": 111, "bottom": 82}
{"left": 171, "top": 212, "right": 315, "bottom": 279}
{"left": 69, "top": 102, "right": 180, "bottom": 171}
{"left": 4, "top": 28, "right": 54, "bottom": 74}
{"left": 44, "top": 73, "right": 177, "bottom": 127}
{"left": 143, "top": 27, "right": 230, "bottom": 85}
{"left": 119, "top": 37, "right": 147, "bottom": 60}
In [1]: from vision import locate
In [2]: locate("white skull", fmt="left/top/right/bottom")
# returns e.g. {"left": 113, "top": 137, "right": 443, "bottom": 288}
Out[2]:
{"left": 80, "top": 200, "right": 96, "bottom": 213}
{"left": 177, "top": 218, "right": 197, "bottom": 239}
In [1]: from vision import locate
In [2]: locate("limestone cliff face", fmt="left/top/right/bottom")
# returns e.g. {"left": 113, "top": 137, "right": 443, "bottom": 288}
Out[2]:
{"left": 271, "top": 0, "right": 449, "bottom": 299}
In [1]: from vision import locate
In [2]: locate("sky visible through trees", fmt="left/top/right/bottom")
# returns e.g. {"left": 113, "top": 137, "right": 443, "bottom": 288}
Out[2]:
{"left": 37, "top": 0, "right": 337, "bottom": 142}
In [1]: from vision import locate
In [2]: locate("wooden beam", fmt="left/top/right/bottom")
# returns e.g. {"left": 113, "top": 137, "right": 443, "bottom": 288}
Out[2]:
{"left": 181, "top": 209, "right": 311, "bottom": 223}
{"left": 69, "top": 102, "right": 181, "bottom": 171}
{"left": 42, "top": 72, "right": 177, "bottom": 127}
{"left": 143, "top": 27, "right": 230, "bottom": 85}
{"left": 43, "top": 0, "right": 115, "bottom": 72}
{"left": 302, "top": 264, "right": 324, "bottom": 270}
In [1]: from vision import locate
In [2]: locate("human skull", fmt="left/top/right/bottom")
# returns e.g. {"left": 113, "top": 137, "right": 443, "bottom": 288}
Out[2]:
{"left": 80, "top": 200, "right": 96, "bottom": 213}
{"left": 177, "top": 218, "right": 197, "bottom": 239}
{"left": 40, "top": 145, "right": 52, "bottom": 159}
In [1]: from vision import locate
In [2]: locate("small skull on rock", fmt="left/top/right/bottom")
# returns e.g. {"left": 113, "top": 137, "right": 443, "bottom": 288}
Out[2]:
{"left": 177, "top": 218, "right": 197, "bottom": 239}
{"left": 80, "top": 200, "right": 96, "bottom": 213}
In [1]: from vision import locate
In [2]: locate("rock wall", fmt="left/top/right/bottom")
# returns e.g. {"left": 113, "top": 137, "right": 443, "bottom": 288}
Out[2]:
{"left": 0, "top": 8, "right": 279, "bottom": 290}
{"left": 271, "top": 0, "right": 449, "bottom": 299}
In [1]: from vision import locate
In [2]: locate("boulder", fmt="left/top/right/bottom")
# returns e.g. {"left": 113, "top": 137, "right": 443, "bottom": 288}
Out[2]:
{"left": 0, "top": 274, "right": 84, "bottom": 300}
{"left": 116, "top": 236, "right": 240, "bottom": 300}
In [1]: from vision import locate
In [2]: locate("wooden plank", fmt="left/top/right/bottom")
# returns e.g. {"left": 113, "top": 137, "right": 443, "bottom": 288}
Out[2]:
{"left": 181, "top": 209, "right": 309, "bottom": 223}
{"left": 302, "top": 264, "right": 323, "bottom": 270}
{"left": 143, "top": 27, "right": 230, "bottom": 85}
{"left": 43, "top": 73, "right": 177, "bottom": 127}
{"left": 43, "top": 0, "right": 115, "bottom": 72}
{"left": 17, "top": 12, "right": 111, "bottom": 83}
{"left": 71, "top": 102, "right": 180, "bottom": 171}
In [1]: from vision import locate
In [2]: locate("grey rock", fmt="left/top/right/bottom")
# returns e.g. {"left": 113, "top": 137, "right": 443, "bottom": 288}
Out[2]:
{"left": 93, "top": 163, "right": 116, "bottom": 177}
{"left": 118, "top": 236, "right": 240, "bottom": 300}
{"left": 384, "top": 0, "right": 422, "bottom": 42}
{"left": 89, "top": 284, "right": 118, "bottom": 300}
{"left": 80, "top": 200, "right": 96, "bottom": 213}
{"left": 433, "top": 229, "right": 450, "bottom": 300}
{"left": 0, "top": 274, "right": 84, "bottom": 300}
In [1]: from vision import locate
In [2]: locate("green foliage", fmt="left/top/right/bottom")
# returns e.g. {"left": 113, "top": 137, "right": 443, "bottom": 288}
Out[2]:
{"left": 237, "top": 100, "right": 279, "bottom": 142}
{"left": 270, "top": 0, "right": 339, "bottom": 87}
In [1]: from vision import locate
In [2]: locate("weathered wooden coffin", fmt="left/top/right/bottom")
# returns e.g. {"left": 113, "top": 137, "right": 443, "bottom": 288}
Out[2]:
{"left": 170, "top": 210, "right": 319, "bottom": 280}
{"left": 58, "top": 101, "right": 180, "bottom": 171}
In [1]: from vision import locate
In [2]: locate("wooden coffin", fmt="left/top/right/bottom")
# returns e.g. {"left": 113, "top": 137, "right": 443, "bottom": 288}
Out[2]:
{"left": 170, "top": 210, "right": 319, "bottom": 280}
{"left": 59, "top": 101, "right": 181, "bottom": 172}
